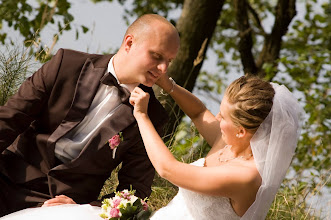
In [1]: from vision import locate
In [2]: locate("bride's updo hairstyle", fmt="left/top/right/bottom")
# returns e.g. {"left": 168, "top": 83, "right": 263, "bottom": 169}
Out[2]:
{"left": 225, "top": 75, "right": 275, "bottom": 133}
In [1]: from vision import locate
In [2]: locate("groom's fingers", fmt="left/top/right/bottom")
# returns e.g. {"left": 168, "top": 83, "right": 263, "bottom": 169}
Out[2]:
{"left": 42, "top": 195, "right": 76, "bottom": 207}
{"left": 42, "top": 202, "right": 65, "bottom": 207}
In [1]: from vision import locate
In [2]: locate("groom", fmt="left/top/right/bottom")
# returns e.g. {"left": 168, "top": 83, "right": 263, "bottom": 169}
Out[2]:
{"left": 0, "top": 14, "right": 180, "bottom": 217}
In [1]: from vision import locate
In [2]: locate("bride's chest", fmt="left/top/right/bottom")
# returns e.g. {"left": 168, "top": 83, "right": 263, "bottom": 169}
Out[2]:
{"left": 204, "top": 153, "right": 219, "bottom": 167}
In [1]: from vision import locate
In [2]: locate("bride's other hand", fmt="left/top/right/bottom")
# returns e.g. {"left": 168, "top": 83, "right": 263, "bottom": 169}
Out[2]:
{"left": 155, "top": 74, "right": 173, "bottom": 93}
{"left": 129, "top": 87, "right": 150, "bottom": 118}
{"left": 42, "top": 195, "right": 76, "bottom": 207}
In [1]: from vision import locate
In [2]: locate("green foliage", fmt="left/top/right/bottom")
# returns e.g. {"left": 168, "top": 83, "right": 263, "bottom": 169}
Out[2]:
{"left": 196, "top": 70, "right": 227, "bottom": 97}
{"left": 169, "top": 119, "right": 210, "bottom": 163}
{"left": 267, "top": 181, "right": 322, "bottom": 219}
{"left": 0, "top": 46, "right": 36, "bottom": 105}
{"left": 211, "top": 1, "right": 276, "bottom": 75}
{"left": 0, "top": 0, "right": 72, "bottom": 42}
{"left": 99, "top": 165, "right": 121, "bottom": 199}
{"left": 267, "top": 167, "right": 331, "bottom": 219}
{"left": 91, "top": 0, "right": 183, "bottom": 24}
{"left": 148, "top": 175, "right": 178, "bottom": 211}
{"left": 272, "top": 1, "right": 331, "bottom": 185}
{"left": 0, "top": 0, "right": 91, "bottom": 60}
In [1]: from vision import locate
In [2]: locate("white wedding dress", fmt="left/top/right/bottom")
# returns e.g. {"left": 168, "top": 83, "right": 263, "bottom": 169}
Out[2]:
{"left": 150, "top": 158, "right": 240, "bottom": 220}
{"left": 1, "top": 158, "right": 240, "bottom": 220}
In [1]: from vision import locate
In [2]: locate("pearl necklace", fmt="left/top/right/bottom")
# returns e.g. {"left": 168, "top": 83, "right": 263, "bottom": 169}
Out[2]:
{"left": 218, "top": 145, "right": 253, "bottom": 163}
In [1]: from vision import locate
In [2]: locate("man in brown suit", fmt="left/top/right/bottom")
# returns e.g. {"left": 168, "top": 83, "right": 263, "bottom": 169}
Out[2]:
{"left": 0, "top": 14, "right": 180, "bottom": 216}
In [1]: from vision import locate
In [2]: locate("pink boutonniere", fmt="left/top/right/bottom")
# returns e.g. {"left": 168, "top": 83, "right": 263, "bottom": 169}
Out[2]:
{"left": 108, "top": 132, "right": 123, "bottom": 159}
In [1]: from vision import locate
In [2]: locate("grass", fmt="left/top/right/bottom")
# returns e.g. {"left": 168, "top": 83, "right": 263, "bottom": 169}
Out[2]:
{"left": 99, "top": 164, "right": 177, "bottom": 212}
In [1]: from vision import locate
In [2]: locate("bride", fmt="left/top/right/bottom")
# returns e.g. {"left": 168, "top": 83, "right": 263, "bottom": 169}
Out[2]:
{"left": 1, "top": 75, "right": 303, "bottom": 220}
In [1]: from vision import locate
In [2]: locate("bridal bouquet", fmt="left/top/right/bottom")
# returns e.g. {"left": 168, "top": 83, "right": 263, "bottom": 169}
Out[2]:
{"left": 99, "top": 189, "right": 151, "bottom": 220}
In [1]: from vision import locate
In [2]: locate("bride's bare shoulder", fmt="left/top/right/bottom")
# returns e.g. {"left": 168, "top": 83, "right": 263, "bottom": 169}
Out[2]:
{"left": 223, "top": 160, "right": 261, "bottom": 189}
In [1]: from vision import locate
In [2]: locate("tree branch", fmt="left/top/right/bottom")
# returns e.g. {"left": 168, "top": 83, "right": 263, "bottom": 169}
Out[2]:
{"left": 156, "top": 0, "right": 225, "bottom": 141}
{"left": 234, "top": 0, "right": 258, "bottom": 75}
{"left": 256, "top": 0, "right": 296, "bottom": 78}
{"left": 247, "top": 3, "right": 266, "bottom": 36}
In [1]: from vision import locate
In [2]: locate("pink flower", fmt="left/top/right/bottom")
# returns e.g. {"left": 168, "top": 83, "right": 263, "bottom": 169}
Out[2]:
{"left": 109, "top": 207, "right": 120, "bottom": 218}
{"left": 122, "top": 192, "right": 131, "bottom": 200}
{"left": 112, "top": 198, "right": 121, "bottom": 208}
{"left": 108, "top": 134, "right": 121, "bottom": 149}
{"left": 142, "top": 200, "right": 149, "bottom": 211}
{"left": 99, "top": 189, "right": 151, "bottom": 220}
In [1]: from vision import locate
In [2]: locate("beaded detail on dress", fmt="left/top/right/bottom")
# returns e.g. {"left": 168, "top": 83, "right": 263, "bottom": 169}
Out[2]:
{"left": 150, "top": 158, "right": 240, "bottom": 220}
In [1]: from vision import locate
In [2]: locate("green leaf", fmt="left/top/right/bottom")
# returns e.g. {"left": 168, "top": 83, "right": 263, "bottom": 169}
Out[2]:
{"left": 82, "top": 25, "right": 89, "bottom": 33}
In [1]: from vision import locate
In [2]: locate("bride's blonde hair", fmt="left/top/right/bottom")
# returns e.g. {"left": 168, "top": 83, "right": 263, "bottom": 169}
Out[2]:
{"left": 225, "top": 75, "right": 275, "bottom": 133}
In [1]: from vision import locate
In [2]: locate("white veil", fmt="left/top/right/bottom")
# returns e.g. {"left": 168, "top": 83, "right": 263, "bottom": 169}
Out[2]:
{"left": 241, "top": 83, "right": 304, "bottom": 220}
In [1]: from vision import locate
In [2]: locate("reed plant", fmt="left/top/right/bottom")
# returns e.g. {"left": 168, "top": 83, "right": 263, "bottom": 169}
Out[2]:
{"left": 0, "top": 46, "right": 34, "bottom": 105}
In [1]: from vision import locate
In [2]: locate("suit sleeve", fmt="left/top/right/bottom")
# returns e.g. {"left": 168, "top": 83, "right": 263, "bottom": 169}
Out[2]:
{"left": 0, "top": 49, "right": 64, "bottom": 153}
{"left": 115, "top": 123, "right": 166, "bottom": 200}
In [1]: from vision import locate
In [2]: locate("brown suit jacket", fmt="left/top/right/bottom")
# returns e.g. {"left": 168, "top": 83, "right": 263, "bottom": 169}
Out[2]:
{"left": 0, "top": 48, "right": 168, "bottom": 209}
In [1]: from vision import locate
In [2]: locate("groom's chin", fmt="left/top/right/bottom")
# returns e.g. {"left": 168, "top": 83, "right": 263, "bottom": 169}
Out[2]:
{"left": 141, "top": 81, "right": 155, "bottom": 88}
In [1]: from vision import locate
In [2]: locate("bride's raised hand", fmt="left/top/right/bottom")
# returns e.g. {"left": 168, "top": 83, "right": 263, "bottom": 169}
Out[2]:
{"left": 156, "top": 74, "right": 173, "bottom": 93}
{"left": 129, "top": 87, "right": 150, "bottom": 118}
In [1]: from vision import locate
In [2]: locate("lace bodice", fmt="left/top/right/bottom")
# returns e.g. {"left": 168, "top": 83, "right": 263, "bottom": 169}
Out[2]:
{"left": 151, "top": 158, "right": 240, "bottom": 220}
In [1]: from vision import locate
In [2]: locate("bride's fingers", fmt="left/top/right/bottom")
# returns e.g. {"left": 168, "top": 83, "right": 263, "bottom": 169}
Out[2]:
{"left": 129, "top": 87, "right": 140, "bottom": 106}
{"left": 129, "top": 96, "right": 136, "bottom": 106}
{"left": 132, "top": 87, "right": 144, "bottom": 94}
{"left": 130, "top": 87, "right": 148, "bottom": 106}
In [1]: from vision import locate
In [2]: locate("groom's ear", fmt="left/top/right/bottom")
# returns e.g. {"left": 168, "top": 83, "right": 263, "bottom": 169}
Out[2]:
{"left": 123, "top": 34, "right": 134, "bottom": 52}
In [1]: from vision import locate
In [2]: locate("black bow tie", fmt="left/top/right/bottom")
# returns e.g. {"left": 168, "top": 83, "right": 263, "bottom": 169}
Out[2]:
{"left": 100, "top": 72, "right": 130, "bottom": 102}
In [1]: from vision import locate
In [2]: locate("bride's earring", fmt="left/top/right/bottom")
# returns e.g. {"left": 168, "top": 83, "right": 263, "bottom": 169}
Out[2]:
{"left": 236, "top": 134, "right": 240, "bottom": 138}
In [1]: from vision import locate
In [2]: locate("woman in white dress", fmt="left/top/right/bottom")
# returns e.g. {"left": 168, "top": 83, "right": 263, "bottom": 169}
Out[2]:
{"left": 129, "top": 74, "right": 303, "bottom": 219}
{"left": 1, "top": 75, "right": 303, "bottom": 220}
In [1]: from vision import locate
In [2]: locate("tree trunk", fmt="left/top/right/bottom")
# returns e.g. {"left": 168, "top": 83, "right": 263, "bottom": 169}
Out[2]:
{"left": 234, "top": 0, "right": 258, "bottom": 75}
{"left": 257, "top": 0, "right": 296, "bottom": 78}
{"left": 234, "top": 0, "right": 296, "bottom": 78}
{"left": 155, "top": 0, "right": 224, "bottom": 141}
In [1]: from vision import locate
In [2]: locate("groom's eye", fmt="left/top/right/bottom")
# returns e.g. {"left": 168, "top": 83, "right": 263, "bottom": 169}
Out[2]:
{"left": 152, "top": 52, "right": 162, "bottom": 60}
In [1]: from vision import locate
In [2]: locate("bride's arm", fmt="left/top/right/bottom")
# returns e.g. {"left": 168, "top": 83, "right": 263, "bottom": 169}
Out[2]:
{"left": 156, "top": 75, "right": 221, "bottom": 147}
{"left": 130, "top": 88, "right": 259, "bottom": 200}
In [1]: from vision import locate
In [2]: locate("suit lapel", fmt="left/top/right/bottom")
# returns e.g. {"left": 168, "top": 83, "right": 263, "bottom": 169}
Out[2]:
{"left": 46, "top": 58, "right": 107, "bottom": 168}
{"left": 51, "top": 102, "right": 135, "bottom": 171}
{"left": 62, "top": 86, "right": 165, "bottom": 168}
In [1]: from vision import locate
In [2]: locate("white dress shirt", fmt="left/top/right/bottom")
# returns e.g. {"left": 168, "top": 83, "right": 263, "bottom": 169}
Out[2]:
{"left": 55, "top": 56, "right": 138, "bottom": 163}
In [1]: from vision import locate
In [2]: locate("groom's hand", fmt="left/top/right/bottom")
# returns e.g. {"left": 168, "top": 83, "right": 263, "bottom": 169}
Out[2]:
{"left": 42, "top": 195, "right": 76, "bottom": 207}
